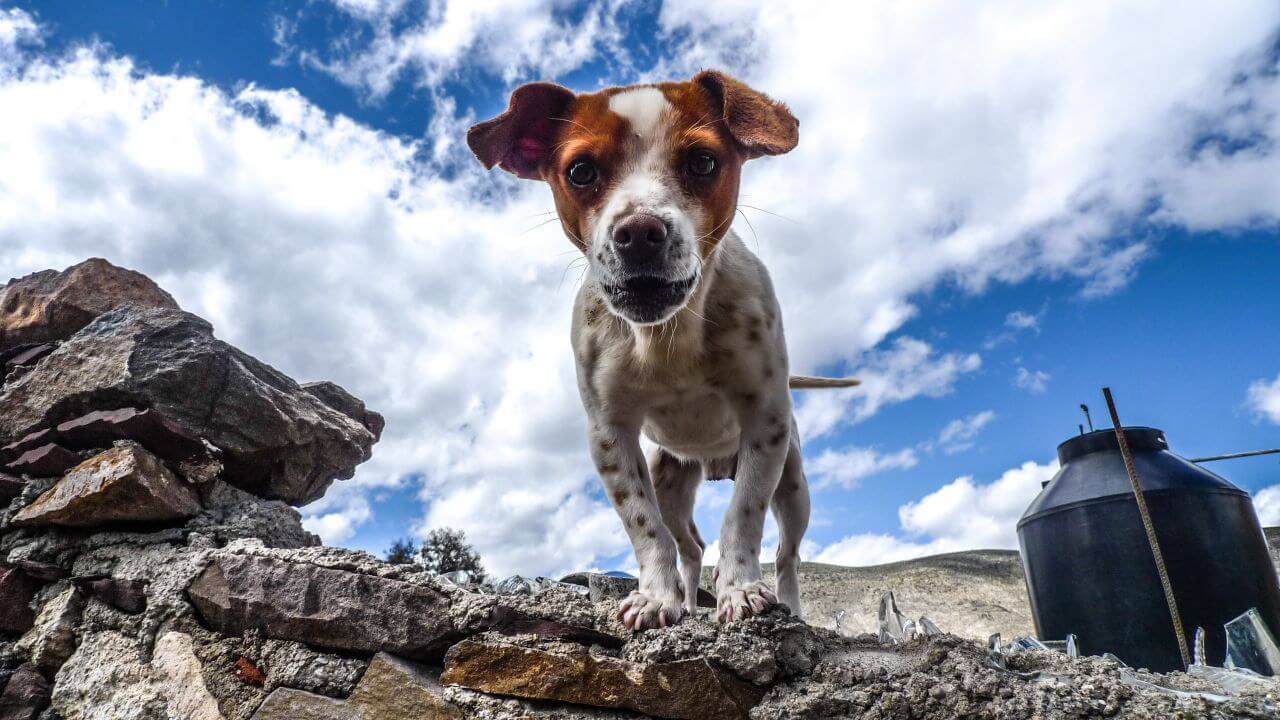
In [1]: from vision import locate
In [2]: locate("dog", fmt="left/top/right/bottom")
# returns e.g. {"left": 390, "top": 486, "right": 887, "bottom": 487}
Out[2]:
{"left": 467, "top": 71, "right": 857, "bottom": 630}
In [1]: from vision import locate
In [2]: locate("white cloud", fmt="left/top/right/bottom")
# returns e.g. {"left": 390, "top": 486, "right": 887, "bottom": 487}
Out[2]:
{"left": 1014, "top": 367, "right": 1051, "bottom": 394}
{"left": 1005, "top": 310, "right": 1041, "bottom": 332}
{"left": 1255, "top": 486, "right": 1280, "bottom": 526}
{"left": 1246, "top": 374, "right": 1280, "bottom": 424}
{"left": 293, "top": 0, "right": 631, "bottom": 98}
{"left": 814, "top": 460, "right": 1058, "bottom": 566}
{"left": 935, "top": 410, "right": 996, "bottom": 455}
{"left": 796, "top": 338, "right": 982, "bottom": 440}
{"left": 808, "top": 446, "right": 918, "bottom": 490}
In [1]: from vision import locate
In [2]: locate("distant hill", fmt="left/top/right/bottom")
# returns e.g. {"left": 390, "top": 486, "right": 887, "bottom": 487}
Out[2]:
{"left": 720, "top": 527, "right": 1280, "bottom": 641}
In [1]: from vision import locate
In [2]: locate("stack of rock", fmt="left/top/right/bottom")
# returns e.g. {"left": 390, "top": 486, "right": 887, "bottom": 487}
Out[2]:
{"left": 1, "top": 260, "right": 1277, "bottom": 720}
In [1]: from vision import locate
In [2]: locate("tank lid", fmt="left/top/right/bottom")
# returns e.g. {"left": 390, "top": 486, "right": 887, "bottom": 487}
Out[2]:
{"left": 1057, "top": 427, "right": 1167, "bottom": 464}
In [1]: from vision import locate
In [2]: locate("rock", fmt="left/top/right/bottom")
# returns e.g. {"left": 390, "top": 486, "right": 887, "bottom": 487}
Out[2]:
{"left": 301, "top": 382, "right": 385, "bottom": 442}
{"left": 0, "top": 565, "right": 42, "bottom": 634}
{"left": 347, "top": 653, "right": 463, "bottom": 719}
{"left": 0, "top": 473, "right": 23, "bottom": 503}
{"left": 16, "top": 587, "right": 82, "bottom": 672}
{"left": 55, "top": 408, "right": 213, "bottom": 468}
{"left": 150, "top": 632, "right": 226, "bottom": 720}
{"left": 0, "top": 664, "right": 50, "bottom": 720}
{"left": 0, "top": 258, "right": 179, "bottom": 352}
{"left": 259, "top": 640, "right": 366, "bottom": 698}
{"left": 441, "top": 686, "right": 647, "bottom": 720}
{"left": 249, "top": 653, "right": 464, "bottom": 720}
{"left": 50, "top": 630, "right": 169, "bottom": 720}
{"left": 187, "top": 554, "right": 455, "bottom": 660}
{"left": 2, "top": 344, "right": 55, "bottom": 369}
{"left": 4, "top": 445, "right": 80, "bottom": 478}
{"left": 71, "top": 576, "right": 148, "bottom": 614}
{"left": 440, "top": 639, "right": 766, "bottom": 720}
{"left": 11, "top": 444, "right": 201, "bottom": 529}
{"left": 250, "top": 688, "right": 346, "bottom": 720}
{"left": 0, "top": 307, "right": 378, "bottom": 504}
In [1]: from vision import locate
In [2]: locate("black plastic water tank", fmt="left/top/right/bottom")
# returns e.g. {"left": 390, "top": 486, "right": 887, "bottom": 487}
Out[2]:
{"left": 1017, "top": 427, "right": 1280, "bottom": 672}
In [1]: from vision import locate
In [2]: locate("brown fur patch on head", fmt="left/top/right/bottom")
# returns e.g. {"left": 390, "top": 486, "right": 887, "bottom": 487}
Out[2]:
{"left": 693, "top": 71, "right": 799, "bottom": 158}
{"left": 467, "top": 83, "right": 575, "bottom": 179}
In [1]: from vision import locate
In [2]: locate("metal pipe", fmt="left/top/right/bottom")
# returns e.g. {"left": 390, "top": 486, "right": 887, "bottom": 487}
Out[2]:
{"left": 1189, "top": 447, "right": 1280, "bottom": 464}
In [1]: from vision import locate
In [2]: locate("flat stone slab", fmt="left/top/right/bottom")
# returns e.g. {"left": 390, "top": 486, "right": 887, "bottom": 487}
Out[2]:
{"left": 188, "top": 555, "right": 455, "bottom": 660}
{"left": 441, "top": 640, "right": 764, "bottom": 720}
{"left": 5, "top": 443, "right": 81, "bottom": 478}
{"left": 0, "top": 471, "right": 24, "bottom": 502}
{"left": 11, "top": 444, "right": 202, "bottom": 528}
{"left": 251, "top": 654, "right": 463, "bottom": 719}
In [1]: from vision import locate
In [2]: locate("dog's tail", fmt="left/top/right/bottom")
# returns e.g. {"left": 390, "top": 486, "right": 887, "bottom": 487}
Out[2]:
{"left": 788, "top": 375, "right": 861, "bottom": 389}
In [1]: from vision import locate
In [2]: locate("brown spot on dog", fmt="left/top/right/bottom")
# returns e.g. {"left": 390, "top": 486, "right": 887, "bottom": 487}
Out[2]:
{"left": 763, "top": 365, "right": 775, "bottom": 379}
{"left": 636, "top": 515, "right": 647, "bottom": 528}
{"left": 747, "top": 329, "right": 762, "bottom": 343}
{"left": 613, "top": 489, "right": 629, "bottom": 505}
{"left": 739, "top": 392, "right": 757, "bottom": 406}
{"left": 646, "top": 529, "right": 657, "bottom": 539}
{"left": 768, "top": 414, "right": 781, "bottom": 426}
{"left": 768, "top": 431, "right": 786, "bottom": 447}
{"left": 758, "top": 501, "right": 767, "bottom": 512}
{"left": 750, "top": 441, "right": 763, "bottom": 452}
{"left": 599, "top": 463, "right": 619, "bottom": 475}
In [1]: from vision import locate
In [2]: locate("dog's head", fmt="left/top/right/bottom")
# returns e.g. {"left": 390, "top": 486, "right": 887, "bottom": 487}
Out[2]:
{"left": 468, "top": 71, "right": 798, "bottom": 325}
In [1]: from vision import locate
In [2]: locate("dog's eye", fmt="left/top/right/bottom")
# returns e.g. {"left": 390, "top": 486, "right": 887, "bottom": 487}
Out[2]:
{"left": 566, "top": 161, "right": 599, "bottom": 187}
{"left": 688, "top": 152, "right": 717, "bottom": 177}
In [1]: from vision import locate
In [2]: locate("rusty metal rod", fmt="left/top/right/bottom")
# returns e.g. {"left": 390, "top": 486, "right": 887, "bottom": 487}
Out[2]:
{"left": 1103, "top": 387, "right": 1192, "bottom": 670}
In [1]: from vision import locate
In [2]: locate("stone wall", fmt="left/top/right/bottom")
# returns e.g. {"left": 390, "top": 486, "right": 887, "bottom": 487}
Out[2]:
{"left": 1, "top": 259, "right": 1277, "bottom": 720}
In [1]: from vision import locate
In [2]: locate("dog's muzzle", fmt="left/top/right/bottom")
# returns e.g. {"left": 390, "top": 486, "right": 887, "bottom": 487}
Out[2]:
{"left": 601, "top": 274, "right": 697, "bottom": 324}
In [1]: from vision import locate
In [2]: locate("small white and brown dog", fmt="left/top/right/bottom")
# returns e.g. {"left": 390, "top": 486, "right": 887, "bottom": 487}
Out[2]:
{"left": 468, "top": 71, "right": 856, "bottom": 630}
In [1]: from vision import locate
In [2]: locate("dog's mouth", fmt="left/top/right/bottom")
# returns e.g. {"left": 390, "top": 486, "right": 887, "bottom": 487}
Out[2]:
{"left": 601, "top": 274, "right": 698, "bottom": 324}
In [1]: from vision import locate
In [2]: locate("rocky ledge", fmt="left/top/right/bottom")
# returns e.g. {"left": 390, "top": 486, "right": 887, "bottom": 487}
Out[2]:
{"left": 1, "top": 259, "right": 1278, "bottom": 720}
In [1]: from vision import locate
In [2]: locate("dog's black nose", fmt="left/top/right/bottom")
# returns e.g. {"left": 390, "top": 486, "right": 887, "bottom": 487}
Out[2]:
{"left": 612, "top": 214, "right": 668, "bottom": 266}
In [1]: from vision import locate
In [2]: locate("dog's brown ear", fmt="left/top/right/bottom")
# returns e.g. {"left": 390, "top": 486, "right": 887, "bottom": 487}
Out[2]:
{"left": 467, "top": 82, "right": 575, "bottom": 180}
{"left": 694, "top": 70, "right": 798, "bottom": 159}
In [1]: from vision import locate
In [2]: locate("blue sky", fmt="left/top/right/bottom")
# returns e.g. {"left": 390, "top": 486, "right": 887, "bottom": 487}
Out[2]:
{"left": 3, "top": 1, "right": 1280, "bottom": 576}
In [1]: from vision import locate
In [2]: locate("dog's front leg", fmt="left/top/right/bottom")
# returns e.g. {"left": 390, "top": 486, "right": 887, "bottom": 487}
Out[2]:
{"left": 590, "top": 421, "right": 686, "bottom": 630}
{"left": 714, "top": 397, "right": 791, "bottom": 622}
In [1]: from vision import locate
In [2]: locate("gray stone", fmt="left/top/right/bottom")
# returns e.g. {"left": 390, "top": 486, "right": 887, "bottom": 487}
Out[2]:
{"left": 16, "top": 587, "right": 82, "bottom": 672}
{"left": 50, "top": 630, "right": 169, "bottom": 720}
{"left": 0, "top": 307, "right": 378, "bottom": 504}
{"left": 71, "top": 576, "right": 148, "bottom": 615}
{"left": 250, "top": 688, "right": 346, "bottom": 720}
{"left": 0, "top": 663, "right": 50, "bottom": 720}
{"left": 11, "top": 444, "right": 201, "bottom": 529}
{"left": 347, "top": 653, "right": 462, "bottom": 719}
{"left": 301, "top": 382, "right": 385, "bottom": 442}
{"left": 187, "top": 554, "right": 455, "bottom": 660}
{"left": 0, "top": 565, "right": 41, "bottom": 634}
{"left": 260, "top": 641, "right": 365, "bottom": 698}
{"left": 0, "top": 258, "right": 179, "bottom": 352}
{"left": 150, "top": 632, "right": 227, "bottom": 720}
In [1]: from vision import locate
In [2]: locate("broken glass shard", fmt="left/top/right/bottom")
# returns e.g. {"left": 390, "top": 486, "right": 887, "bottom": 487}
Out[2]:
{"left": 833, "top": 609, "right": 847, "bottom": 630}
{"left": 918, "top": 616, "right": 944, "bottom": 637}
{"left": 1101, "top": 652, "right": 1128, "bottom": 667}
{"left": 1224, "top": 608, "right": 1280, "bottom": 676}
{"left": 1009, "top": 636, "right": 1049, "bottom": 652}
{"left": 878, "top": 591, "right": 908, "bottom": 644}
{"left": 1066, "top": 634, "right": 1079, "bottom": 658}
{"left": 987, "top": 634, "right": 1005, "bottom": 667}
{"left": 1193, "top": 626, "right": 1207, "bottom": 666}
{"left": 494, "top": 575, "right": 538, "bottom": 595}
{"left": 1187, "top": 663, "right": 1279, "bottom": 695}
{"left": 442, "top": 570, "right": 474, "bottom": 587}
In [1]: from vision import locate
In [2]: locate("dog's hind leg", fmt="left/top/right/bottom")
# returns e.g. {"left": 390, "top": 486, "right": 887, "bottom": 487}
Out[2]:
{"left": 771, "top": 423, "right": 810, "bottom": 618}
{"left": 651, "top": 448, "right": 705, "bottom": 615}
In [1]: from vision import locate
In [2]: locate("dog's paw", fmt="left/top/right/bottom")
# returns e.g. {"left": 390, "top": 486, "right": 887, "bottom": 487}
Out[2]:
{"left": 715, "top": 580, "right": 778, "bottom": 623}
{"left": 617, "top": 590, "right": 685, "bottom": 631}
